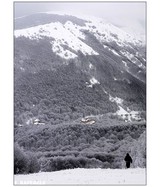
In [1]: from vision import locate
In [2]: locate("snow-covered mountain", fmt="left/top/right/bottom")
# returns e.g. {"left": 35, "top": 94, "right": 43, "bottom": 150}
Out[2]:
{"left": 14, "top": 12, "right": 146, "bottom": 126}
{"left": 15, "top": 12, "right": 145, "bottom": 61}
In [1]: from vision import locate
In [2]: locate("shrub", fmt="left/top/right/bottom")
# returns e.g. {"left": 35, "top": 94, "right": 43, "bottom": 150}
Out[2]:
{"left": 131, "top": 131, "right": 146, "bottom": 168}
{"left": 46, "top": 156, "right": 79, "bottom": 171}
{"left": 102, "top": 161, "right": 111, "bottom": 169}
{"left": 40, "top": 156, "right": 102, "bottom": 172}
{"left": 14, "top": 143, "right": 29, "bottom": 174}
{"left": 27, "top": 152, "right": 40, "bottom": 173}
{"left": 14, "top": 143, "right": 40, "bottom": 174}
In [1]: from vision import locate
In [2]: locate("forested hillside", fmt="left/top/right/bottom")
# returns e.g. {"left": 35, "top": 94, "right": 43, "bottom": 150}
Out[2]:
{"left": 14, "top": 12, "right": 146, "bottom": 175}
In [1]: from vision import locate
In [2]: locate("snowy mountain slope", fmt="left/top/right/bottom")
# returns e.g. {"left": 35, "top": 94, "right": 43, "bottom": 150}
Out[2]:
{"left": 14, "top": 168, "right": 146, "bottom": 185}
{"left": 15, "top": 22, "right": 99, "bottom": 59}
{"left": 14, "top": 13, "right": 146, "bottom": 82}
{"left": 14, "top": 13, "right": 144, "bottom": 60}
{"left": 14, "top": 12, "right": 146, "bottom": 125}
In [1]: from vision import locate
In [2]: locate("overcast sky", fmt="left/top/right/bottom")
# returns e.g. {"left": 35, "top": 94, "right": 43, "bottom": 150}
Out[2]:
{"left": 14, "top": 2, "right": 146, "bottom": 37}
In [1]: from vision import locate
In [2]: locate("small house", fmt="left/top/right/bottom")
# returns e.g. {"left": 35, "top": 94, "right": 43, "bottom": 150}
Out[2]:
{"left": 81, "top": 117, "right": 96, "bottom": 125}
{"left": 33, "top": 119, "right": 45, "bottom": 125}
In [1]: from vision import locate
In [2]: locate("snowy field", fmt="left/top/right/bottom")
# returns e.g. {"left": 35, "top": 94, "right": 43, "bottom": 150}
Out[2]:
{"left": 14, "top": 168, "right": 146, "bottom": 185}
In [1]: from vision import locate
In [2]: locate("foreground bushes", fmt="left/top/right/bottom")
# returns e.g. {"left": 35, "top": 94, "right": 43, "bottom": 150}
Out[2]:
{"left": 15, "top": 123, "right": 146, "bottom": 173}
{"left": 14, "top": 143, "right": 29, "bottom": 174}
{"left": 40, "top": 156, "right": 105, "bottom": 172}
{"left": 39, "top": 153, "right": 123, "bottom": 172}
{"left": 14, "top": 143, "right": 40, "bottom": 174}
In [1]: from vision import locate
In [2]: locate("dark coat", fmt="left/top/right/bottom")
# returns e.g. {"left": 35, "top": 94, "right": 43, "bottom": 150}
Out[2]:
{"left": 124, "top": 153, "right": 132, "bottom": 168}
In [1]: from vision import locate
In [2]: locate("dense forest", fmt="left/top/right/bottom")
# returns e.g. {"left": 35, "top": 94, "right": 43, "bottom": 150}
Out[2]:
{"left": 14, "top": 121, "right": 146, "bottom": 174}
{"left": 14, "top": 61, "right": 145, "bottom": 127}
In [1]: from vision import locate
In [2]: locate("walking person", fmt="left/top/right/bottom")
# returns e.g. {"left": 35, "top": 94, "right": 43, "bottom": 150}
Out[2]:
{"left": 124, "top": 153, "right": 132, "bottom": 168}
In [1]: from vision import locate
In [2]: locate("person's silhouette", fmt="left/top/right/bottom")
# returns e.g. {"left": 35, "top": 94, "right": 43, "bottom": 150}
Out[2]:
{"left": 124, "top": 153, "right": 132, "bottom": 168}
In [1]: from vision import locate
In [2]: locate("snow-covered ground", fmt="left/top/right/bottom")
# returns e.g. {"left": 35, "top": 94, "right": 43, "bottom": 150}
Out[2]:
{"left": 14, "top": 168, "right": 146, "bottom": 185}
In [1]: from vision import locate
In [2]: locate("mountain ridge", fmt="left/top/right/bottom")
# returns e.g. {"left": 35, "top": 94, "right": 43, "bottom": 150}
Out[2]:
{"left": 14, "top": 12, "right": 146, "bottom": 126}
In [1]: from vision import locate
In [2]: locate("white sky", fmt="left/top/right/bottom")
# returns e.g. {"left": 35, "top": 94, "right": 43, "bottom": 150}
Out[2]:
{"left": 14, "top": 2, "right": 146, "bottom": 36}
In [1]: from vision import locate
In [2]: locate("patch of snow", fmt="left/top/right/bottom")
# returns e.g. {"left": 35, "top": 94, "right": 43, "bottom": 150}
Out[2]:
{"left": 109, "top": 95, "right": 123, "bottom": 105}
{"left": 90, "top": 77, "right": 100, "bottom": 85}
{"left": 89, "top": 63, "right": 93, "bottom": 69}
{"left": 121, "top": 51, "right": 143, "bottom": 67}
{"left": 132, "top": 59, "right": 138, "bottom": 64}
{"left": 138, "top": 62, "right": 145, "bottom": 69}
{"left": 130, "top": 111, "right": 139, "bottom": 115}
{"left": 103, "top": 45, "right": 119, "bottom": 56}
{"left": 103, "top": 45, "right": 111, "bottom": 50}
{"left": 116, "top": 106, "right": 128, "bottom": 116}
{"left": 64, "top": 21, "right": 85, "bottom": 40}
{"left": 122, "top": 60, "right": 128, "bottom": 67}
{"left": 111, "top": 49, "right": 120, "bottom": 56}
{"left": 14, "top": 168, "right": 146, "bottom": 185}
{"left": 127, "top": 107, "right": 131, "bottom": 112}
{"left": 116, "top": 107, "right": 141, "bottom": 122}
{"left": 87, "top": 85, "right": 93, "bottom": 88}
{"left": 87, "top": 77, "right": 100, "bottom": 88}
{"left": 51, "top": 41, "right": 78, "bottom": 59}
{"left": 138, "top": 70, "right": 142, "bottom": 74}
{"left": 116, "top": 41, "right": 124, "bottom": 47}
{"left": 120, "top": 50, "right": 134, "bottom": 61}
{"left": 102, "top": 88, "right": 108, "bottom": 95}
{"left": 103, "top": 45, "right": 107, "bottom": 48}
